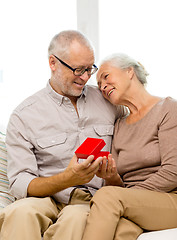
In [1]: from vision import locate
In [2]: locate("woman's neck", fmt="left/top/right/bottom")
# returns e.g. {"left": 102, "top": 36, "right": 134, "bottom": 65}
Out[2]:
{"left": 124, "top": 89, "right": 162, "bottom": 124}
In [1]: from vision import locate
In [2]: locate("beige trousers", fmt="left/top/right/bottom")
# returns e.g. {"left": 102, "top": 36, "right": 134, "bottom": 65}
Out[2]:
{"left": 0, "top": 188, "right": 92, "bottom": 240}
{"left": 82, "top": 186, "right": 177, "bottom": 240}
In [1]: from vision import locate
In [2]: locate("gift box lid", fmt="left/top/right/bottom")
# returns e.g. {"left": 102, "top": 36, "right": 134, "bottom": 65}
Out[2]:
{"left": 75, "top": 137, "right": 106, "bottom": 159}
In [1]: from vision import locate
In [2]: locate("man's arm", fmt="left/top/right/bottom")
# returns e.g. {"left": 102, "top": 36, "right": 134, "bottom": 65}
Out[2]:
{"left": 6, "top": 113, "right": 103, "bottom": 199}
{"left": 27, "top": 154, "right": 103, "bottom": 197}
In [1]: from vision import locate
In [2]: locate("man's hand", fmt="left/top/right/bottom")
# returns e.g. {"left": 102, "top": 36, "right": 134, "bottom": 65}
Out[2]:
{"left": 65, "top": 154, "right": 103, "bottom": 185}
{"left": 28, "top": 154, "right": 103, "bottom": 197}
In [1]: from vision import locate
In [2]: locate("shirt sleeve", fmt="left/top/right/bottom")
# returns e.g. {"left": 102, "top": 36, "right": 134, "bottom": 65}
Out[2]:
{"left": 6, "top": 112, "right": 38, "bottom": 199}
{"left": 132, "top": 99, "right": 177, "bottom": 192}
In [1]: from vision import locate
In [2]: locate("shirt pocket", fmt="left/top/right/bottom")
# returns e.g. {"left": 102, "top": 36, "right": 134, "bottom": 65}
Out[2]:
{"left": 36, "top": 133, "right": 67, "bottom": 149}
{"left": 35, "top": 133, "right": 68, "bottom": 167}
{"left": 93, "top": 125, "right": 114, "bottom": 137}
{"left": 93, "top": 124, "right": 114, "bottom": 151}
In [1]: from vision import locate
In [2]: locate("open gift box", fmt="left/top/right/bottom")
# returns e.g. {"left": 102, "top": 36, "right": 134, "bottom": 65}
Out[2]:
{"left": 75, "top": 137, "right": 109, "bottom": 160}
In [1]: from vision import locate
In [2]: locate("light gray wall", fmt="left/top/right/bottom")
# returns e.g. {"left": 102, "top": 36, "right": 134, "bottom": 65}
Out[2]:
{"left": 77, "top": 0, "right": 99, "bottom": 62}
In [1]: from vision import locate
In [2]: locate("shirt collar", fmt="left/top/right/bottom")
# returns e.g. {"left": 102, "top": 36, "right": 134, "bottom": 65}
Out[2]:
{"left": 46, "top": 80, "right": 87, "bottom": 105}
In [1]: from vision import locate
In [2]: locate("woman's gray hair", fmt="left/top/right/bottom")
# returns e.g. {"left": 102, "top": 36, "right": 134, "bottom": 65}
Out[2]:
{"left": 48, "top": 30, "right": 94, "bottom": 60}
{"left": 101, "top": 53, "right": 149, "bottom": 85}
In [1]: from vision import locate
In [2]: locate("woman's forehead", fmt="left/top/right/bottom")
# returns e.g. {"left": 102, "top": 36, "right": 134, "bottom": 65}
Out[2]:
{"left": 97, "top": 63, "right": 115, "bottom": 76}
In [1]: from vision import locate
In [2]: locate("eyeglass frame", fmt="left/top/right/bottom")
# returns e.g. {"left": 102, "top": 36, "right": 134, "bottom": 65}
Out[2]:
{"left": 53, "top": 55, "right": 98, "bottom": 76}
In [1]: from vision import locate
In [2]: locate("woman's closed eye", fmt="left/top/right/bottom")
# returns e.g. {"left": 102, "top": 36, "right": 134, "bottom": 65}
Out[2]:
{"left": 104, "top": 74, "right": 109, "bottom": 79}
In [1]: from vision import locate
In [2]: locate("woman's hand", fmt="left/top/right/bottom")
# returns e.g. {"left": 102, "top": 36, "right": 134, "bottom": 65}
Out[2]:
{"left": 96, "top": 154, "right": 124, "bottom": 187}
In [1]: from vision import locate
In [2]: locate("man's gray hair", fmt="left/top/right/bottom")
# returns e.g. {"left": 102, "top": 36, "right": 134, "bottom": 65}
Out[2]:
{"left": 48, "top": 30, "right": 94, "bottom": 60}
{"left": 101, "top": 53, "right": 149, "bottom": 85}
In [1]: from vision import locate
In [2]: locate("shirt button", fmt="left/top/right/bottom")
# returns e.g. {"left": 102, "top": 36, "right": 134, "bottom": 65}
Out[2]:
{"left": 71, "top": 109, "right": 75, "bottom": 112}
{"left": 51, "top": 140, "right": 55, "bottom": 143}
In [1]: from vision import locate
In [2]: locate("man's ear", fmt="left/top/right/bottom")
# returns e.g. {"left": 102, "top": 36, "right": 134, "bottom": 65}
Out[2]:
{"left": 49, "top": 55, "right": 57, "bottom": 71}
{"left": 127, "top": 67, "right": 134, "bottom": 80}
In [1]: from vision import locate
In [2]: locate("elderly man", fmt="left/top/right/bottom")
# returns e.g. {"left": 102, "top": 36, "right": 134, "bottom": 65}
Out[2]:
{"left": 0, "top": 30, "right": 125, "bottom": 240}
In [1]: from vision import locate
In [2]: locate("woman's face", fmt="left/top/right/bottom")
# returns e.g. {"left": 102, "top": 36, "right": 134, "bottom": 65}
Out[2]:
{"left": 97, "top": 63, "right": 133, "bottom": 105}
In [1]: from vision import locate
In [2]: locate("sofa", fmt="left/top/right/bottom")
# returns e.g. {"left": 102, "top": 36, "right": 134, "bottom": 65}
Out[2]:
{"left": 0, "top": 130, "right": 177, "bottom": 239}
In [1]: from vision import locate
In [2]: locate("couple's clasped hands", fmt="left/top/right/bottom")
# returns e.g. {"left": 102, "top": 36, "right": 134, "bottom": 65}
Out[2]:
{"left": 66, "top": 154, "right": 123, "bottom": 187}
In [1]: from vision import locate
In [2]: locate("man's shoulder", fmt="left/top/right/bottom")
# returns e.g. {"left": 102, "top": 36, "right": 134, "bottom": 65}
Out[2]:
{"left": 85, "top": 84, "right": 118, "bottom": 112}
{"left": 85, "top": 85, "right": 106, "bottom": 100}
{"left": 86, "top": 84, "right": 100, "bottom": 93}
{"left": 14, "top": 88, "right": 46, "bottom": 114}
{"left": 85, "top": 85, "right": 115, "bottom": 106}
{"left": 85, "top": 85, "right": 128, "bottom": 119}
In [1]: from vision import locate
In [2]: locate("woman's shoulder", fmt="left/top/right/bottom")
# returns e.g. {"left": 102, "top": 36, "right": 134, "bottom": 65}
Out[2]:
{"left": 115, "top": 96, "right": 177, "bottom": 127}
{"left": 160, "top": 96, "right": 177, "bottom": 112}
{"left": 156, "top": 97, "right": 177, "bottom": 127}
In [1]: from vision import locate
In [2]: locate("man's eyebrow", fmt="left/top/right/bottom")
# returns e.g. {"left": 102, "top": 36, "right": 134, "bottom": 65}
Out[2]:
{"left": 75, "top": 64, "right": 94, "bottom": 69}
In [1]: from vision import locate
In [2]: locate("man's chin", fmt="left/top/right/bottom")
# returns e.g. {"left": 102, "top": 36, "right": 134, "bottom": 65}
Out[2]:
{"left": 73, "top": 88, "right": 84, "bottom": 97}
{"left": 66, "top": 90, "right": 83, "bottom": 98}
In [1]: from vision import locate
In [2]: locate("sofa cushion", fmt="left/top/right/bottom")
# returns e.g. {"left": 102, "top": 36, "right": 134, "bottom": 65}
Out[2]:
{"left": 0, "top": 132, "right": 15, "bottom": 209}
{"left": 137, "top": 228, "right": 177, "bottom": 239}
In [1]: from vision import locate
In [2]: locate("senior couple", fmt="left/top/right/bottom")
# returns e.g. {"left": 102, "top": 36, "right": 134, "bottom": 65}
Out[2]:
{"left": 0, "top": 30, "right": 177, "bottom": 240}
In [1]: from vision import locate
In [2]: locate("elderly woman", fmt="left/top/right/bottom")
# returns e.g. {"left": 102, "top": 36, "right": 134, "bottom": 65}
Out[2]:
{"left": 82, "top": 53, "right": 177, "bottom": 240}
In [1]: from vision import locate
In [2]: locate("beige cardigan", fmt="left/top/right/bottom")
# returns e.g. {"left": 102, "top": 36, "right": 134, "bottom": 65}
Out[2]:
{"left": 112, "top": 97, "right": 177, "bottom": 193}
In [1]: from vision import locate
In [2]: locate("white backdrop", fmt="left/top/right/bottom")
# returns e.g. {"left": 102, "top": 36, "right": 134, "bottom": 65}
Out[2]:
{"left": 1, "top": 0, "right": 177, "bottom": 129}
{"left": 99, "top": 0, "right": 177, "bottom": 99}
{"left": 0, "top": 0, "right": 77, "bottom": 128}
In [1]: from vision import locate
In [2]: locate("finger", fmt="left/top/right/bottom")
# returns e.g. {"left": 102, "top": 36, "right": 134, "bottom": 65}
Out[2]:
{"left": 93, "top": 156, "right": 104, "bottom": 166}
{"left": 111, "top": 157, "right": 116, "bottom": 168}
{"left": 80, "top": 155, "right": 95, "bottom": 168}
{"left": 69, "top": 154, "right": 78, "bottom": 166}
{"left": 73, "top": 154, "right": 79, "bottom": 162}
{"left": 107, "top": 156, "right": 113, "bottom": 172}
{"left": 107, "top": 154, "right": 113, "bottom": 164}
{"left": 107, "top": 159, "right": 117, "bottom": 177}
{"left": 110, "top": 156, "right": 117, "bottom": 172}
{"left": 100, "top": 157, "right": 107, "bottom": 173}
{"left": 86, "top": 157, "right": 103, "bottom": 174}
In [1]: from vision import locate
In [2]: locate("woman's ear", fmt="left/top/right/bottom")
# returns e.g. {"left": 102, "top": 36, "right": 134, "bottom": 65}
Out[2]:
{"left": 49, "top": 55, "right": 57, "bottom": 71}
{"left": 127, "top": 67, "right": 134, "bottom": 80}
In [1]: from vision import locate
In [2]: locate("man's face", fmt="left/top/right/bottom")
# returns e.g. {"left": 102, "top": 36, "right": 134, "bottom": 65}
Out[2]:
{"left": 50, "top": 41, "right": 95, "bottom": 99}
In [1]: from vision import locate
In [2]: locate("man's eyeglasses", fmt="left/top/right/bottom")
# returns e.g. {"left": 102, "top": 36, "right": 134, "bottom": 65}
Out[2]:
{"left": 53, "top": 55, "right": 98, "bottom": 76}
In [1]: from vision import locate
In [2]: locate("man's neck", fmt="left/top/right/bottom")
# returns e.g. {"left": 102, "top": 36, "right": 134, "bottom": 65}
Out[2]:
{"left": 69, "top": 96, "right": 79, "bottom": 116}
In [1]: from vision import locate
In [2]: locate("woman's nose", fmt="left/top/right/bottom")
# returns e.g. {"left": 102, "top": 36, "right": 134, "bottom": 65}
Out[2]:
{"left": 101, "top": 84, "right": 107, "bottom": 91}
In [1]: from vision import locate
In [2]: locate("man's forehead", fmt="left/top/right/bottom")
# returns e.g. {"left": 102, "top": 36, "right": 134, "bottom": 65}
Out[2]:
{"left": 69, "top": 40, "right": 92, "bottom": 54}
{"left": 69, "top": 46, "right": 94, "bottom": 66}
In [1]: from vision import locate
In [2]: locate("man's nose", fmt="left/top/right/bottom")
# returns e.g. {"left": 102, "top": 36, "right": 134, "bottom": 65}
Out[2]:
{"left": 79, "top": 71, "right": 90, "bottom": 81}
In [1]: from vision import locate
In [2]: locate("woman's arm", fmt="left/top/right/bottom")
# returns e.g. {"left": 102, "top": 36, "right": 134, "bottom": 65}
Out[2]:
{"left": 133, "top": 98, "right": 177, "bottom": 192}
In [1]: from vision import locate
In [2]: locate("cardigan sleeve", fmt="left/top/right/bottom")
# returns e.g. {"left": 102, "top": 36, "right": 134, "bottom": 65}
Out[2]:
{"left": 132, "top": 98, "right": 177, "bottom": 192}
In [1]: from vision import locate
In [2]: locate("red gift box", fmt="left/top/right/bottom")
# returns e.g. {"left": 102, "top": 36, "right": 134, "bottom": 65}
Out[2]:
{"left": 75, "top": 137, "right": 110, "bottom": 160}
